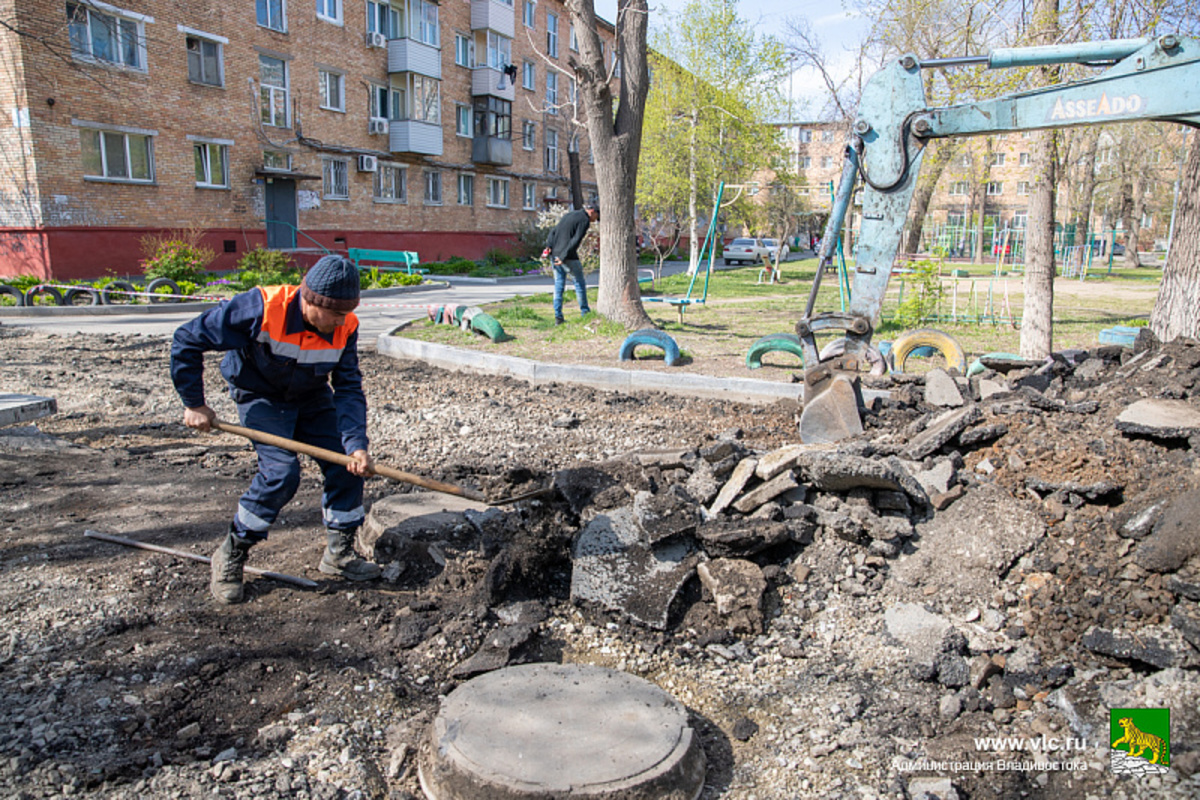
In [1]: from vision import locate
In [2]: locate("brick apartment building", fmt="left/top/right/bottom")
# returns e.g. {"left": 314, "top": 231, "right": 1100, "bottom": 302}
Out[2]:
{"left": 0, "top": 0, "right": 614, "bottom": 280}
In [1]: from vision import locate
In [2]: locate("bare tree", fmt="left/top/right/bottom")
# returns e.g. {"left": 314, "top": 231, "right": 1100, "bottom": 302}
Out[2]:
{"left": 563, "top": 0, "right": 654, "bottom": 329}
{"left": 1150, "top": 129, "right": 1200, "bottom": 341}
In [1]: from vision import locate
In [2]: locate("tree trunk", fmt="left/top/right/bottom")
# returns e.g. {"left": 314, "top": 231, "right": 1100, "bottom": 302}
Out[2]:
{"left": 1019, "top": 0, "right": 1059, "bottom": 360}
{"left": 971, "top": 185, "right": 985, "bottom": 265}
{"left": 1072, "top": 132, "right": 1099, "bottom": 245}
{"left": 567, "top": 0, "right": 653, "bottom": 330}
{"left": 1150, "top": 132, "right": 1200, "bottom": 342}
{"left": 903, "top": 141, "right": 954, "bottom": 256}
{"left": 1124, "top": 175, "right": 1145, "bottom": 267}
{"left": 568, "top": 149, "right": 584, "bottom": 209}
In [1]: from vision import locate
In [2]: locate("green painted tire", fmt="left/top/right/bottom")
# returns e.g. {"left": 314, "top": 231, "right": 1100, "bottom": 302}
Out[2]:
{"left": 889, "top": 328, "right": 967, "bottom": 373}
{"left": 469, "top": 312, "right": 508, "bottom": 342}
{"left": 746, "top": 333, "right": 804, "bottom": 370}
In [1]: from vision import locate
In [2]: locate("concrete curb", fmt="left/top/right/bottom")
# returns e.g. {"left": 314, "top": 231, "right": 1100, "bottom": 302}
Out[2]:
{"left": 376, "top": 332, "right": 804, "bottom": 405}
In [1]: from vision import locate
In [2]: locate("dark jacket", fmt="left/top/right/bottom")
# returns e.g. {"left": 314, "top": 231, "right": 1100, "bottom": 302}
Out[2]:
{"left": 546, "top": 208, "right": 592, "bottom": 261}
{"left": 170, "top": 285, "right": 368, "bottom": 453}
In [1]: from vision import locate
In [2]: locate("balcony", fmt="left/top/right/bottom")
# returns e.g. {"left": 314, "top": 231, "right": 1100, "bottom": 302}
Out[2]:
{"left": 472, "top": 135, "right": 512, "bottom": 166}
{"left": 387, "top": 38, "right": 441, "bottom": 78}
{"left": 472, "top": 66, "right": 514, "bottom": 102}
{"left": 471, "top": 0, "right": 514, "bottom": 37}
{"left": 389, "top": 120, "right": 443, "bottom": 156}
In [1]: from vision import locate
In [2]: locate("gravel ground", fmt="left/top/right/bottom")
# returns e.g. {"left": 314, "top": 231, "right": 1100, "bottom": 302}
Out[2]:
{"left": 1, "top": 325, "right": 1199, "bottom": 800}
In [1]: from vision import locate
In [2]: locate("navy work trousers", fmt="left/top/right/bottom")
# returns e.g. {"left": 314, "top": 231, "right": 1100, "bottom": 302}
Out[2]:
{"left": 231, "top": 393, "right": 365, "bottom": 542}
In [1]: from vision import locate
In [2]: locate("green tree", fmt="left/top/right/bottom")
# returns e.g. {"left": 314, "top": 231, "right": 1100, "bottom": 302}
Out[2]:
{"left": 641, "top": 0, "right": 789, "bottom": 274}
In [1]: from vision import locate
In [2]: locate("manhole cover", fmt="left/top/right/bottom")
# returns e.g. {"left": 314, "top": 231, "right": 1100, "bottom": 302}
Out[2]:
{"left": 420, "top": 662, "right": 706, "bottom": 799}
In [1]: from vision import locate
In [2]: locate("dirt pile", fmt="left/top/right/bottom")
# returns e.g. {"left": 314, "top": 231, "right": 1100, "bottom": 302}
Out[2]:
{"left": 1, "top": 327, "right": 1198, "bottom": 799}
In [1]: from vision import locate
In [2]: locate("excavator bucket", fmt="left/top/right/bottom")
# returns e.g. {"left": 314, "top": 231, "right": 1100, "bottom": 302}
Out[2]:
{"left": 799, "top": 375, "right": 864, "bottom": 444}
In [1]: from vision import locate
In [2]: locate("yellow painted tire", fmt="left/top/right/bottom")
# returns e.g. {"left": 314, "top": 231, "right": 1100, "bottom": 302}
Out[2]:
{"left": 889, "top": 328, "right": 967, "bottom": 373}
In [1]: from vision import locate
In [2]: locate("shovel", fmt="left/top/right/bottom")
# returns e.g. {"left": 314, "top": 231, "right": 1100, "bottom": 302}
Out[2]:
{"left": 211, "top": 420, "right": 552, "bottom": 506}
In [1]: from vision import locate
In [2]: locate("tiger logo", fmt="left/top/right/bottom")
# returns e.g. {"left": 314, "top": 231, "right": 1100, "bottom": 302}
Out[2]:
{"left": 1112, "top": 717, "right": 1169, "bottom": 765}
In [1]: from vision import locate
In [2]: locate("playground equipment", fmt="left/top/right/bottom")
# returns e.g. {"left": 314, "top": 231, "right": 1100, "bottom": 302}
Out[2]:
{"left": 642, "top": 182, "right": 724, "bottom": 324}
{"left": 795, "top": 34, "right": 1200, "bottom": 443}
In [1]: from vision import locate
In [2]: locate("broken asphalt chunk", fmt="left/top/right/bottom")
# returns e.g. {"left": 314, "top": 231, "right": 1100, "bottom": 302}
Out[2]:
{"left": 1116, "top": 398, "right": 1200, "bottom": 440}
{"left": 901, "top": 406, "right": 981, "bottom": 461}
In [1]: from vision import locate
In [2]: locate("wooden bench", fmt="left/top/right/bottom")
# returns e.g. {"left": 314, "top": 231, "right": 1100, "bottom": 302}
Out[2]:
{"left": 347, "top": 247, "right": 427, "bottom": 275}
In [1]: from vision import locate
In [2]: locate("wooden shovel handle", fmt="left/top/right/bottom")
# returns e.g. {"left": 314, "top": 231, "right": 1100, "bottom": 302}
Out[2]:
{"left": 211, "top": 420, "right": 486, "bottom": 502}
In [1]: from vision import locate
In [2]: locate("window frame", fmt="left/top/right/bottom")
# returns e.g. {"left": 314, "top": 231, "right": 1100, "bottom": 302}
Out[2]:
{"left": 1016, "top": 180, "right": 1031, "bottom": 196}
{"left": 424, "top": 170, "right": 443, "bottom": 205}
{"left": 986, "top": 181, "right": 1003, "bottom": 196}
{"left": 523, "top": 0, "right": 536, "bottom": 27}
{"left": 189, "top": 136, "right": 231, "bottom": 188}
{"left": 522, "top": 61, "right": 535, "bottom": 90}
{"left": 455, "top": 103, "right": 473, "bottom": 137}
{"left": 455, "top": 32, "right": 474, "bottom": 67}
{"left": 949, "top": 180, "right": 969, "bottom": 196}
{"left": 523, "top": 181, "right": 536, "bottom": 209}
{"left": 374, "top": 163, "right": 408, "bottom": 203}
{"left": 68, "top": 2, "right": 149, "bottom": 71}
{"left": 318, "top": 67, "right": 345, "bottom": 112}
{"left": 545, "top": 71, "right": 558, "bottom": 112}
{"left": 546, "top": 13, "right": 558, "bottom": 57}
{"left": 259, "top": 55, "right": 290, "bottom": 128}
{"left": 1019, "top": 152, "right": 1031, "bottom": 166}
{"left": 76, "top": 122, "right": 155, "bottom": 184}
{"left": 522, "top": 120, "right": 536, "bottom": 150}
{"left": 409, "top": 0, "right": 439, "bottom": 47}
{"left": 181, "top": 27, "right": 225, "bottom": 87}
{"left": 989, "top": 152, "right": 1006, "bottom": 167}
{"left": 316, "top": 0, "right": 342, "bottom": 24}
{"left": 458, "top": 173, "right": 474, "bottom": 206}
{"left": 545, "top": 127, "right": 559, "bottom": 172}
{"left": 323, "top": 157, "right": 350, "bottom": 200}
{"left": 256, "top": 0, "right": 287, "bottom": 32}
{"left": 366, "top": 0, "right": 400, "bottom": 36}
{"left": 487, "top": 176, "right": 510, "bottom": 208}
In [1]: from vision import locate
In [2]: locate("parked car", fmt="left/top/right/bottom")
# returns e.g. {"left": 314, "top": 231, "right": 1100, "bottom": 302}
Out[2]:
{"left": 723, "top": 238, "right": 765, "bottom": 265}
{"left": 762, "top": 238, "right": 790, "bottom": 261}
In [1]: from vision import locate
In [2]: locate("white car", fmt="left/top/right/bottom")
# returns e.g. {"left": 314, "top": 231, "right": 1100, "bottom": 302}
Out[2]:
{"left": 762, "top": 238, "right": 790, "bottom": 261}
{"left": 723, "top": 237, "right": 766, "bottom": 265}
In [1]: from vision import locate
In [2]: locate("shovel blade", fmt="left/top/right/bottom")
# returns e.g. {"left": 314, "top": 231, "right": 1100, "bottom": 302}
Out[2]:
{"left": 799, "top": 375, "right": 864, "bottom": 444}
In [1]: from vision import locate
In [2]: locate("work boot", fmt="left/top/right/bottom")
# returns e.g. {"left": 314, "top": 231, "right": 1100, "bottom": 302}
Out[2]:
{"left": 319, "top": 529, "right": 382, "bottom": 581}
{"left": 210, "top": 531, "right": 254, "bottom": 605}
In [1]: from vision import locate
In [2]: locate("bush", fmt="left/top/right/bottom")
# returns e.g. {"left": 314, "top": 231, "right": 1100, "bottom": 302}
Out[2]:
{"left": 895, "top": 259, "right": 946, "bottom": 328}
{"left": 140, "top": 229, "right": 216, "bottom": 283}
{"left": 234, "top": 247, "right": 299, "bottom": 289}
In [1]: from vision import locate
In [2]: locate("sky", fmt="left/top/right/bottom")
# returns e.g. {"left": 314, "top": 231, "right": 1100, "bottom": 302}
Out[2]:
{"left": 592, "top": 0, "right": 871, "bottom": 118}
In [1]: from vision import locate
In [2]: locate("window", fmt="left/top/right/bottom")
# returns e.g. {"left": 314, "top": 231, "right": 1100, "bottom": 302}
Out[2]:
{"left": 398, "top": 74, "right": 440, "bottom": 123}
{"left": 367, "top": 0, "right": 399, "bottom": 36}
{"left": 316, "top": 0, "right": 341, "bottom": 23}
{"left": 798, "top": 129, "right": 812, "bottom": 143}
{"left": 1012, "top": 213, "right": 1027, "bottom": 229}
{"left": 487, "top": 31, "right": 512, "bottom": 70}
{"left": 960, "top": 154, "right": 971, "bottom": 167}
{"left": 192, "top": 140, "right": 229, "bottom": 188}
{"left": 1019, "top": 152, "right": 1030, "bottom": 166}
{"left": 946, "top": 212, "right": 965, "bottom": 227}
{"left": 545, "top": 72, "right": 558, "bottom": 112}
{"left": 523, "top": 61, "right": 535, "bottom": 90}
{"left": 410, "top": 0, "right": 439, "bottom": 46}
{"left": 375, "top": 163, "right": 407, "bottom": 202}
{"left": 456, "top": 104, "right": 473, "bottom": 136}
{"left": 458, "top": 173, "right": 474, "bottom": 205}
{"left": 263, "top": 150, "right": 290, "bottom": 170}
{"left": 487, "top": 177, "right": 509, "bottom": 207}
{"left": 318, "top": 69, "right": 344, "bottom": 111}
{"left": 1016, "top": 181, "right": 1030, "bottom": 195}
{"left": 256, "top": 0, "right": 286, "bottom": 32}
{"left": 371, "top": 82, "right": 402, "bottom": 120}
{"left": 185, "top": 33, "right": 223, "bottom": 86}
{"left": 455, "top": 33, "right": 474, "bottom": 67}
{"left": 68, "top": 2, "right": 146, "bottom": 70}
{"left": 323, "top": 158, "right": 349, "bottom": 199}
{"left": 569, "top": 77, "right": 577, "bottom": 105}
{"left": 545, "top": 127, "right": 559, "bottom": 172}
{"left": 986, "top": 181, "right": 1003, "bottom": 196}
{"left": 546, "top": 13, "right": 558, "bottom": 57}
{"left": 523, "top": 120, "right": 535, "bottom": 149}
{"left": 821, "top": 156, "right": 834, "bottom": 168}
{"left": 949, "top": 180, "right": 969, "bottom": 195}
{"left": 79, "top": 126, "right": 153, "bottom": 182}
{"left": 260, "top": 56, "right": 289, "bottom": 128}
{"left": 523, "top": 0, "right": 536, "bottom": 27}
{"left": 569, "top": 24, "right": 578, "bottom": 52}
{"left": 424, "top": 170, "right": 442, "bottom": 204}
{"left": 989, "top": 152, "right": 1006, "bottom": 166}
{"left": 523, "top": 182, "right": 535, "bottom": 209}
{"left": 821, "top": 130, "right": 835, "bottom": 142}
{"left": 798, "top": 155, "right": 811, "bottom": 169}
{"left": 474, "top": 97, "right": 511, "bottom": 139}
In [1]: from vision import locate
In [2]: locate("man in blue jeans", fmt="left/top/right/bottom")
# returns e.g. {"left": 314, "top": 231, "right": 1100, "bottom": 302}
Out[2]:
{"left": 544, "top": 202, "right": 598, "bottom": 324}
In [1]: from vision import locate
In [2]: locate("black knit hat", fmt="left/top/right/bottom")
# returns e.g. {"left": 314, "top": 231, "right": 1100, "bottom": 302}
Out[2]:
{"left": 302, "top": 255, "right": 360, "bottom": 312}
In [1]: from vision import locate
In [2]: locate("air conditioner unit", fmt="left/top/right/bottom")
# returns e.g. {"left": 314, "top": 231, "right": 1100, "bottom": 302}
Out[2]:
{"left": 357, "top": 154, "right": 378, "bottom": 173}
{"left": 365, "top": 31, "right": 387, "bottom": 48}
{"left": 368, "top": 118, "right": 389, "bottom": 136}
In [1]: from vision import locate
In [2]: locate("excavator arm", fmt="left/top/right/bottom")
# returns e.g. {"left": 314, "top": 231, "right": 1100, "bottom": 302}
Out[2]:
{"left": 798, "top": 34, "right": 1200, "bottom": 443}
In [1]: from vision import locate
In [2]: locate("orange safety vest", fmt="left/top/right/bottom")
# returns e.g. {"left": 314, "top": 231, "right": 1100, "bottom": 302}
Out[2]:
{"left": 256, "top": 284, "right": 358, "bottom": 367}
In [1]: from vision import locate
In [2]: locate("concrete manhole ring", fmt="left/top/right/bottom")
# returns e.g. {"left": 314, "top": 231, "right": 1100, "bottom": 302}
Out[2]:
{"left": 419, "top": 662, "right": 707, "bottom": 799}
